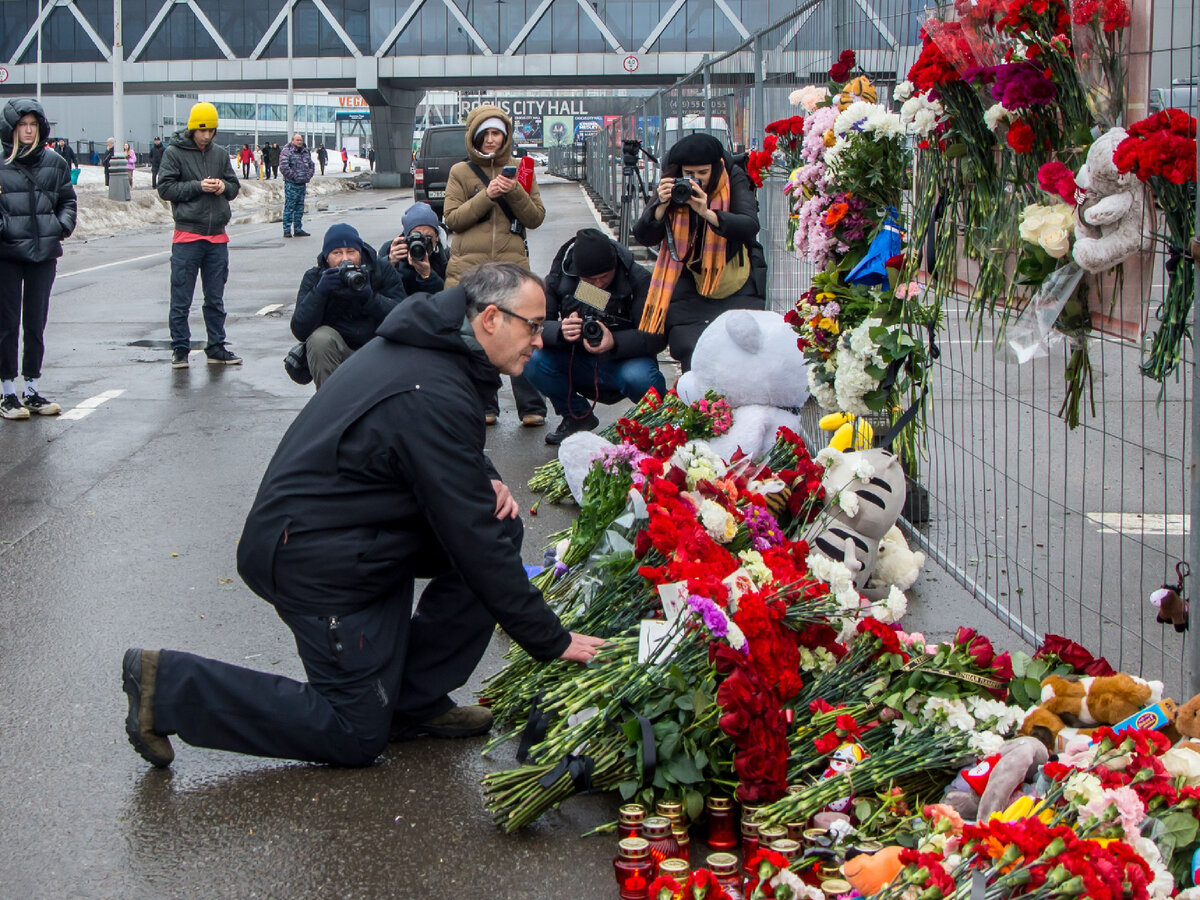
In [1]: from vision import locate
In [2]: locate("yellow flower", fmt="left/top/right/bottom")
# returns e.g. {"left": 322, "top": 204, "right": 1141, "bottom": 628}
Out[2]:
{"left": 818, "top": 317, "right": 840, "bottom": 334}
{"left": 989, "top": 795, "right": 1052, "bottom": 824}
{"left": 823, "top": 130, "right": 837, "bottom": 148}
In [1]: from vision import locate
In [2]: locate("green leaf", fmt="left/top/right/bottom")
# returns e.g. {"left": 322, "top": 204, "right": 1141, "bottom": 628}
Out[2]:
{"left": 693, "top": 690, "right": 712, "bottom": 718}
{"left": 694, "top": 749, "right": 709, "bottom": 770}
{"left": 675, "top": 693, "right": 694, "bottom": 712}
{"left": 659, "top": 732, "right": 681, "bottom": 762}
{"left": 618, "top": 780, "right": 639, "bottom": 800}
{"left": 666, "top": 755, "right": 705, "bottom": 784}
{"left": 685, "top": 789, "right": 705, "bottom": 823}
{"left": 623, "top": 719, "right": 642, "bottom": 744}
{"left": 653, "top": 719, "right": 681, "bottom": 741}
{"left": 1011, "top": 652, "right": 1030, "bottom": 679}
{"left": 854, "top": 799, "right": 874, "bottom": 821}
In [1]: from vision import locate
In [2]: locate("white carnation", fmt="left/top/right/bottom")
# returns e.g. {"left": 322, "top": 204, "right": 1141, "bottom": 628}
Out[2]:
{"left": 810, "top": 379, "right": 839, "bottom": 412}
{"left": 834, "top": 101, "right": 874, "bottom": 136}
{"left": 984, "top": 103, "right": 1011, "bottom": 132}
{"left": 894, "top": 80, "right": 914, "bottom": 102}
{"left": 968, "top": 731, "right": 1005, "bottom": 757}
{"left": 837, "top": 490, "right": 860, "bottom": 518}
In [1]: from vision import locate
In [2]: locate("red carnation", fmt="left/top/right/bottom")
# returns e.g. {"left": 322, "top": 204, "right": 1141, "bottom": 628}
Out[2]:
{"left": 829, "top": 49, "right": 856, "bottom": 82}
{"left": 1037, "top": 160, "right": 1078, "bottom": 204}
{"left": 1006, "top": 118, "right": 1035, "bottom": 153}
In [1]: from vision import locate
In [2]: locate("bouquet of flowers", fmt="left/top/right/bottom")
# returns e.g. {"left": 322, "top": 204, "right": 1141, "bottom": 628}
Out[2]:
{"left": 1114, "top": 108, "right": 1198, "bottom": 381}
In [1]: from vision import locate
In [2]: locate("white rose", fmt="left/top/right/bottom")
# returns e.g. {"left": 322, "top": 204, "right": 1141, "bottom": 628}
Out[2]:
{"left": 1039, "top": 227, "right": 1071, "bottom": 258}
{"left": 1018, "top": 210, "right": 1049, "bottom": 243}
{"left": 894, "top": 80, "right": 914, "bottom": 102}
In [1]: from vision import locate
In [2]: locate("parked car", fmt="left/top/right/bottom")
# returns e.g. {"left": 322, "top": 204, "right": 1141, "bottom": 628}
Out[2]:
{"left": 1150, "top": 79, "right": 1197, "bottom": 116}
{"left": 528, "top": 151, "right": 548, "bottom": 166}
{"left": 413, "top": 123, "right": 467, "bottom": 218}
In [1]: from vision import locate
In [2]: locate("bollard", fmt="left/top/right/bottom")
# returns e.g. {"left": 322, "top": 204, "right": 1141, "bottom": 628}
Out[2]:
{"left": 107, "top": 160, "right": 130, "bottom": 201}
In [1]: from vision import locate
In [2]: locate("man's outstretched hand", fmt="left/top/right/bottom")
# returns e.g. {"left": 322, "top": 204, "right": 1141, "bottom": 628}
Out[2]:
{"left": 559, "top": 632, "right": 606, "bottom": 663}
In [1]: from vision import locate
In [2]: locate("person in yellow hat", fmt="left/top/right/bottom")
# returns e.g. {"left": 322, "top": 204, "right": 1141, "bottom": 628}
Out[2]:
{"left": 156, "top": 101, "right": 242, "bottom": 368}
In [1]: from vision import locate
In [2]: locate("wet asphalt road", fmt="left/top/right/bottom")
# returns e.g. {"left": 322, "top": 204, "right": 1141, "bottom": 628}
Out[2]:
{"left": 0, "top": 179, "right": 631, "bottom": 899}
{"left": 0, "top": 177, "right": 999, "bottom": 899}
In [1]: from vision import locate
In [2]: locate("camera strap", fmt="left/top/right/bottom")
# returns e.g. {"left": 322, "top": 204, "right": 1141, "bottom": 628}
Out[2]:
{"left": 468, "top": 162, "right": 520, "bottom": 226}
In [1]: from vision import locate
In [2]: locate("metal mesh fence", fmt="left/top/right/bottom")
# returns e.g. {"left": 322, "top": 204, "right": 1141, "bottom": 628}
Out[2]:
{"left": 582, "top": 0, "right": 1199, "bottom": 693}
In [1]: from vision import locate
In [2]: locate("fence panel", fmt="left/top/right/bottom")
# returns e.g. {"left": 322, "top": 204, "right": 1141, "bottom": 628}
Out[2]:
{"left": 582, "top": 0, "right": 1199, "bottom": 693}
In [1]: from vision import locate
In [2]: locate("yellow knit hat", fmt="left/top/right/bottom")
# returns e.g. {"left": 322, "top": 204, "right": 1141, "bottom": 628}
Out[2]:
{"left": 187, "top": 102, "right": 218, "bottom": 131}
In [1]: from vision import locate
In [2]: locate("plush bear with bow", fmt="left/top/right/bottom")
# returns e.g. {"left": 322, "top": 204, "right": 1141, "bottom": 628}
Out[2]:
{"left": 1018, "top": 672, "right": 1166, "bottom": 750}
{"left": 1072, "top": 127, "right": 1148, "bottom": 273}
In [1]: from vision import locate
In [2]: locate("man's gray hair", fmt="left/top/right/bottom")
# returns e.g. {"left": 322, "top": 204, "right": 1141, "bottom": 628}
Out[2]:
{"left": 461, "top": 263, "right": 544, "bottom": 317}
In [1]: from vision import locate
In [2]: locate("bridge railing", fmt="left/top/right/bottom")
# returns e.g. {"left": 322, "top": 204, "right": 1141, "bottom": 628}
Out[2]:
{"left": 582, "top": 0, "right": 1200, "bottom": 695}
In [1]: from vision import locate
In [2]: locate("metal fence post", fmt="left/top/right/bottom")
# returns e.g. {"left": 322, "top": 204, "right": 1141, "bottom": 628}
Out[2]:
{"left": 703, "top": 54, "right": 712, "bottom": 133}
{"left": 1190, "top": 130, "right": 1200, "bottom": 697}
{"left": 752, "top": 34, "right": 765, "bottom": 144}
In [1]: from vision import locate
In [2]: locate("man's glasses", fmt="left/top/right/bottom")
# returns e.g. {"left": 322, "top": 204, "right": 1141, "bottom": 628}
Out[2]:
{"left": 496, "top": 306, "right": 544, "bottom": 336}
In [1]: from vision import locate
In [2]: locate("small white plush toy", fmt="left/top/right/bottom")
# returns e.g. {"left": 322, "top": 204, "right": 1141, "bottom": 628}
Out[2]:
{"left": 1072, "top": 127, "right": 1148, "bottom": 273}
{"left": 676, "top": 309, "right": 810, "bottom": 461}
{"left": 865, "top": 524, "right": 926, "bottom": 600}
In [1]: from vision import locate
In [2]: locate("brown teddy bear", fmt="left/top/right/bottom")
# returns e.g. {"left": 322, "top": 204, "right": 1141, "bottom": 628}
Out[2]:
{"left": 1019, "top": 672, "right": 1165, "bottom": 750}
{"left": 1176, "top": 693, "right": 1200, "bottom": 741}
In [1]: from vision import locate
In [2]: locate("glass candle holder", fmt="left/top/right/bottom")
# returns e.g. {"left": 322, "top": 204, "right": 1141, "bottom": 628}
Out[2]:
{"left": 618, "top": 803, "right": 647, "bottom": 840}
{"left": 706, "top": 796, "right": 738, "bottom": 849}
{"left": 613, "top": 837, "right": 653, "bottom": 900}
{"left": 641, "top": 816, "right": 680, "bottom": 866}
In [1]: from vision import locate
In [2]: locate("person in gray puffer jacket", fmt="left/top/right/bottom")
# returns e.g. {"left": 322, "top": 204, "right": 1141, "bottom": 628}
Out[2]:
{"left": 0, "top": 97, "right": 76, "bottom": 420}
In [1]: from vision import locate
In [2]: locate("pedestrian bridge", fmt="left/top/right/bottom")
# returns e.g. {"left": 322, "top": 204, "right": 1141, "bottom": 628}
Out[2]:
{"left": 0, "top": 0, "right": 912, "bottom": 181}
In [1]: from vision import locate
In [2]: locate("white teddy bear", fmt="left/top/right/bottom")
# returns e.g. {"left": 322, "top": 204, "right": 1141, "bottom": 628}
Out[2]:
{"left": 865, "top": 525, "right": 926, "bottom": 599}
{"left": 1072, "top": 127, "right": 1148, "bottom": 273}
{"left": 676, "top": 309, "right": 810, "bottom": 462}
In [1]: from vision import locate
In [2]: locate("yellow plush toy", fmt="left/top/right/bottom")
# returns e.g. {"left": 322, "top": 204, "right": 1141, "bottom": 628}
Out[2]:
{"left": 837, "top": 75, "right": 878, "bottom": 110}
{"left": 1019, "top": 673, "right": 1167, "bottom": 750}
{"left": 818, "top": 411, "right": 874, "bottom": 452}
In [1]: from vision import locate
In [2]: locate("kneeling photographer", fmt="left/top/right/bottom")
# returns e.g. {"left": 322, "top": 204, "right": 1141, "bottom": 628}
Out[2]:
{"left": 523, "top": 228, "right": 666, "bottom": 445}
{"left": 632, "top": 133, "right": 766, "bottom": 373}
{"left": 291, "top": 223, "right": 407, "bottom": 388}
{"left": 379, "top": 201, "right": 449, "bottom": 295}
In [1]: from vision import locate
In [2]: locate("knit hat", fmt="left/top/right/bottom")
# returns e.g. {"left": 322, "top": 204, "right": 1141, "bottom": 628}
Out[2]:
{"left": 322, "top": 223, "right": 363, "bottom": 259}
{"left": 666, "top": 133, "right": 725, "bottom": 167}
{"left": 187, "top": 101, "right": 218, "bottom": 131}
{"left": 474, "top": 117, "right": 508, "bottom": 142}
{"left": 402, "top": 202, "right": 440, "bottom": 234}
{"left": 566, "top": 229, "right": 616, "bottom": 277}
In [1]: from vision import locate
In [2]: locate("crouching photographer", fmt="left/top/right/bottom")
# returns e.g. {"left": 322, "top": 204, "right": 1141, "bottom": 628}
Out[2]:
{"left": 291, "top": 223, "right": 407, "bottom": 388}
{"left": 379, "top": 201, "right": 448, "bottom": 295}
{"left": 523, "top": 228, "right": 666, "bottom": 445}
{"left": 632, "top": 133, "right": 767, "bottom": 373}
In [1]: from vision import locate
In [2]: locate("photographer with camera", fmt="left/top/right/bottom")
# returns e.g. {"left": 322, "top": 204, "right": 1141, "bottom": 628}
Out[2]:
{"left": 524, "top": 229, "right": 665, "bottom": 445}
{"left": 632, "top": 133, "right": 766, "bottom": 373}
{"left": 443, "top": 105, "right": 547, "bottom": 428}
{"left": 291, "top": 223, "right": 407, "bottom": 388}
{"left": 379, "top": 201, "right": 448, "bottom": 295}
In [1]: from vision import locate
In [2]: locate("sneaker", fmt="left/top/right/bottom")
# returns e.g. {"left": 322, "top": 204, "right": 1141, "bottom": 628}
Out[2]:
{"left": 545, "top": 411, "right": 600, "bottom": 445}
{"left": 521, "top": 413, "right": 546, "bottom": 427}
{"left": 0, "top": 393, "right": 29, "bottom": 420}
{"left": 391, "top": 704, "right": 493, "bottom": 741}
{"left": 294, "top": 229, "right": 311, "bottom": 237}
{"left": 283, "top": 232, "right": 293, "bottom": 239}
{"left": 22, "top": 390, "right": 61, "bottom": 416}
{"left": 206, "top": 347, "right": 243, "bottom": 366}
{"left": 121, "top": 648, "right": 175, "bottom": 767}
{"left": 171, "top": 349, "right": 189, "bottom": 369}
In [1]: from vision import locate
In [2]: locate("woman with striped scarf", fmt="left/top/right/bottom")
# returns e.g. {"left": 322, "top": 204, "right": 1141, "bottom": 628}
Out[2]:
{"left": 632, "top": 133, "right": 766, "bottom": 372}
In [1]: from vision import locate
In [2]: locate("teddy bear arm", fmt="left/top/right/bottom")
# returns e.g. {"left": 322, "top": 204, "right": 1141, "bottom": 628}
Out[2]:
{"left": 1081, "top": 192, "right": 1133, "bottom": 226}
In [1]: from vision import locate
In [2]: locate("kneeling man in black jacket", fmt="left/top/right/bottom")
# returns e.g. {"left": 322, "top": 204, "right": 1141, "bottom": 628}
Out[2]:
{"left": 291, "top": 222, "right": 408, "bottom": 388}
{"left": 121, "top": 263, "right": 604, "bottom": 769}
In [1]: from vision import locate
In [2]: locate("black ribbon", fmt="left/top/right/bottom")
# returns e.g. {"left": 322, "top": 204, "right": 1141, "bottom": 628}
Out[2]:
{"left": 539, "top": 753, "right": 595, "bottom": 792}
{"left": 621, "top": 698, "right": 658, "bottom": 786}
{"left": 516, "top": 693, "right": 551, "bottom": 764}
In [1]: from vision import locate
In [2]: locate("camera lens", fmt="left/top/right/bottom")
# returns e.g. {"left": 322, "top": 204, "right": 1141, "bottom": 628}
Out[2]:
{"left": 340, "top": 263, "right": 368, "bottom": 291}
{"left": 670, "top": 177, "right": 695, "bottom": 206}
{"left": 581, "top": 317, "right": 604, "bottom": 347}
{"left": 407, "top": 236, "right": 427, "bottom": 262}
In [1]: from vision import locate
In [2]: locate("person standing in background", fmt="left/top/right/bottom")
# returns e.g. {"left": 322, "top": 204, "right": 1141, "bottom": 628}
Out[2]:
{"left": 268, "top": 142, "right": 281, "bottom": 180}
{"left": 149, "top": 136, "right": 165, "bottom": 189}
{"left": 368, "top": 147, "right": 376, "bottom": 171}
{"left": 316, "top": 143, "right": 327, "bottom": 175}
{"left": 238, "top": 144, "right": 253, "bottom": 179}
{"left": 0, "top": 98, "right": 77, "bottom": 420}
{"left": 156, "top": 101, "right": 242, "bottom": 369}
{"left": 123, "top": 142, "right": 136, "bottom": 186}
{"left": 101, "top": 137, "right": 114, "bottom": 186}
{"left": 340, "top": 146, "right": 348, "bottom": 172}
{"left": 278, "top": 133, "right": 315, "bottom": 239}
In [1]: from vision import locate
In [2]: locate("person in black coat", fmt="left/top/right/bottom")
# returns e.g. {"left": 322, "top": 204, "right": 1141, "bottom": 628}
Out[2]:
{"left": 101, "top": 137, "right": 115, "bottom": 187}
{"left": 0, "top": 98, "right": 77, "bottom": 420}
{"left": 121, "top": 262, "right": 604, "bottom": 768}
{"left": 524, "top": 228, "right": 666, "bottom": 444}
{"left": 316, "top": 143, "right": 327, "bottom": 175}
{"left": 632, "top": 133, "right": 767, "bottom": 372}
{"left": 292, "top": 223, "right": 408, "bottom": 388}
{"left": 149, "top": 136, "right": 165, "bottom": 188}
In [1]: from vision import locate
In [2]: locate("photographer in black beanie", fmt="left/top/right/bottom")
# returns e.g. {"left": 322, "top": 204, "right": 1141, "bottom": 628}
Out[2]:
{"left": 524, "top": 228, "right": 666, "bottom": 445}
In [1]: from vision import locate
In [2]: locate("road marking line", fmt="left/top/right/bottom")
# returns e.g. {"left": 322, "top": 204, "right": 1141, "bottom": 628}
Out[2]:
{"left": 59, "top": 251, "right": 170, "bottom": 278}
{"left": 1086, "top": 512, "right": 1189, "bottom": 536}
{"left": 256, "top": 303, "right": 284, "bottom": 316}
{"left": 60, "top": 389, "right": 125, "bottom": 420}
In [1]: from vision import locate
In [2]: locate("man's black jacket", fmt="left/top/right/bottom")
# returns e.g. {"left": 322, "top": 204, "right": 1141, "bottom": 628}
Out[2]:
{"left": 156, "top": 129, "right": 239, "bottom": 236}
{"left": 237, "top": 287, "right": 571, "bottom": 661}
{"left": 291, "top": 243, "right": 408, "bottom": 350}
{"left": 539, "top": 236, "right": 664, "bottom": 360}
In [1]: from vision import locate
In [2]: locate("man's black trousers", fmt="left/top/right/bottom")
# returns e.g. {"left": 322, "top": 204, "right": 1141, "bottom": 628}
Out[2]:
{"left": 152, "top": 517, "right": 523, "bottom": 766}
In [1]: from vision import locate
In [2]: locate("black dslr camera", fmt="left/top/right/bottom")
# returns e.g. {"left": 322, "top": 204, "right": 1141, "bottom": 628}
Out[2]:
{"left": 670, "top": 176, "right": 699, "bottom": 206}
{"left": 581, "top": 316, "right": 606, "bottom": 348}
{"left": 405, "top": 232, "right": 429, "bottom": 262}
{"left": 338, "top": 261, "right": 370, "bottom": 291}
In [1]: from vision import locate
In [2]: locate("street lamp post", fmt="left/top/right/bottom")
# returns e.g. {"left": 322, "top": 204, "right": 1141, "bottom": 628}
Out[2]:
{"left": 110, "top": 0, "right": 128, "bottom": 201}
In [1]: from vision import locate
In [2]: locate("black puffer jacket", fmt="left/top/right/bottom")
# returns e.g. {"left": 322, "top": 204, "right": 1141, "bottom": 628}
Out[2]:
{"left": 156, "top": 128, "right": 239, "bottom": 235}
{"left": 237, "top": 287, "right": 571, "bottom": 661}
{"left": 0, "top": 98, "right": 77, "bottom": 264}
{"left": 539, "top": 235, "right": 664, "bottom": 361}
{"left": 291, "top": 244, "right": 408, "bottom": 350}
